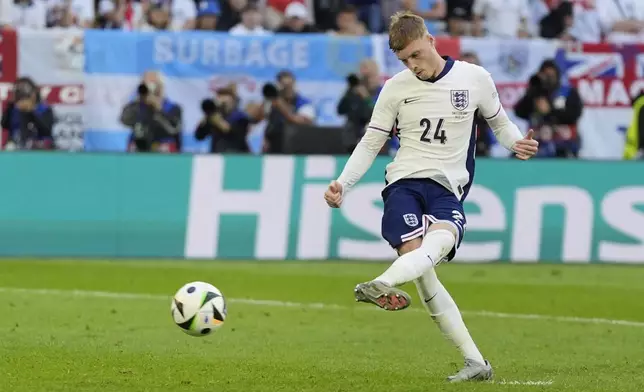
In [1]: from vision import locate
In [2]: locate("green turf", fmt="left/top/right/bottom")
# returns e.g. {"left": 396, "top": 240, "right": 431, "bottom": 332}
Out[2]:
{"left": 1, "top": 260, "right": 644, "bottom": 392}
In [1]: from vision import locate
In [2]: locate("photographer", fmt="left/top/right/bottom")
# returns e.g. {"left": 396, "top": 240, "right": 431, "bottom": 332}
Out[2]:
{"left": 1, "top": 77, "right": 55, "bottom": 151}
{"left": 337, "top": 59, "right": 384, "bottom": 153}
{"left": 260, "top": 70, "right": 316, "bottom": 154}
{"left": 194, "top": 86, "right": 250, "bottom": 153}
{"left": 514, "top": 60, "right": 583, "bottom": 158}
{"left": 120, "top": 71, "right": 182, "bottom": 153}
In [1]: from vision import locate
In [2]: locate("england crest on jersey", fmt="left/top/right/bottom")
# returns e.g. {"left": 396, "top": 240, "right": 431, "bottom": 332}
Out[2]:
{"left": 451, "top": 90, "right": 469, "bottom": 111}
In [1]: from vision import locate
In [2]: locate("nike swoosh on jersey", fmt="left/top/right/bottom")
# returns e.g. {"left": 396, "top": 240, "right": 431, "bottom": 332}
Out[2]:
{"left": 404, "top": 97, "right": 421, "bottom": 104}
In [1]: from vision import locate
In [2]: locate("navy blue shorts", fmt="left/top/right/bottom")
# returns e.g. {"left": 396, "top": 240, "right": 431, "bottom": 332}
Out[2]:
{"left": 381, "top": 179, "right": 466, "bottom": 261}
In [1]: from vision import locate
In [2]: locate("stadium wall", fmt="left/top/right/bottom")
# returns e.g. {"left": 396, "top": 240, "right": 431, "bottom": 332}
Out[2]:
{"left": 0, "top": 153, "right": 642, "bottom": 263}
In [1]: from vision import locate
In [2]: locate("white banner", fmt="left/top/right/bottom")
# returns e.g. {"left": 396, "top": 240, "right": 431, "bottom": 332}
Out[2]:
{"left": 16, "top": 28, "right": 85, "bottom": 151}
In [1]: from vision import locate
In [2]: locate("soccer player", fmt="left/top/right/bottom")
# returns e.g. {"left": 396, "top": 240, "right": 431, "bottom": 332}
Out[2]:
{"left": 323, "top": 11, "right": 538, "bottom": 382}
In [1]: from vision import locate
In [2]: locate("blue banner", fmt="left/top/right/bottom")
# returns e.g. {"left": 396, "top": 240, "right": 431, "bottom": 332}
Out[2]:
{"left": 85, "top": 31, "right": 374, "bottom": 80}
{"left": 83, "top": 31, "right": 376, "bottom": 152}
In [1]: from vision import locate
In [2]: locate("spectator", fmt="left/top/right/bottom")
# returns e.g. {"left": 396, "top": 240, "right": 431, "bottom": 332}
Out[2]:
{"left": 265, "top": 0, "right": 315, "bottom": 30}
{"left": 337, "top": 59, "right": 383, "bottom": 152}
{"left": 401, "top": 0, "right": 447, "bottom": 34}
{"left": 330, "top": 4, "right": 368, "bottom": 35}
{"left": 276, "top": 2, "right": 317, "bottom": 33}
{"left": 96, "top": 0, "right": 122, "bottom": 29}
{"left": 472, "top": 0, "right": 531, "bottom": 37}
{"left": 514, "top": 59, "right": 583, "bottom": 158}
{"left": 567, "top": 0, "right": 602, "bottom": 43}
{"left": 120, "top": 0, "right": 137, "bottom": 30}
{"left": 195, "top": 86, "right": 251, "bottom": 153}
{"left": 168, "top": 0, "right": 198, "bottom": 30}
{"left": 347, "top": 0, "right": 383, "bottom": 32}
{"left": 45, "top": 0, "right": 94, "bottom": 28}
{"left": 11, "top": 0, "right": 47, "bottom": 29}
{"left": 539, "top": 0, "right": 574, "bottom": 39}
{"left": 120, "top": 71, "right": 183, "bottom": 153}
{"left": 596, "top": 0, "right": 644, "bottom": 43}
{"left": 623, "top": 90, "right": 644, "bottom": 160}
{"left": 260, "top": 70, "right": 315, "bottom": 153}
{"left": 216, "top": 0, "right": 250, "bottom": 31}
{"left": 1, "top": 77, "right": 55, "bottom": 151}
{"left": 195, "top": 0, "right": 219, "bottom": 30}
{"left": 445, "top": 0, "right": 474, "bottom": 36}
{"left": 229, "top": 4, "right": 271, "bottom": 35}
{"left": 123, "top": 0, "right": 195, "bottom": 31}
{"left": 139, "top": 4, "right": 170, "bottom": 31}
{"left": 313, "top": 0, "right": 342, "bottom": 31}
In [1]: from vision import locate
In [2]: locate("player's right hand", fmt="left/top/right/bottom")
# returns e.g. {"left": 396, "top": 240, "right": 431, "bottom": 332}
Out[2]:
{"left": 324, "top": 181, "right": 344, "bottom": 208}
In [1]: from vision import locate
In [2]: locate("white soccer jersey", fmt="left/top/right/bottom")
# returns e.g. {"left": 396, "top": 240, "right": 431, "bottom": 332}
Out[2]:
{"left": 337, "top": 57, "right": 523, "bottom": 200}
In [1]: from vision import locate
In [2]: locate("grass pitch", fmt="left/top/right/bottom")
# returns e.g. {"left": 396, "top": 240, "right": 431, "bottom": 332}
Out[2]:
{"left": 1, "top": 260, "right": 644, "bottom": 392}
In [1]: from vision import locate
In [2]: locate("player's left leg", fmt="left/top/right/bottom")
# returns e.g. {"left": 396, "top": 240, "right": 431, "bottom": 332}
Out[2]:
{"left": 415, "top": 189, "right": 493, "bottom": 382}
{"left": 415, "top": 267, "right": 492, "bottom": 382}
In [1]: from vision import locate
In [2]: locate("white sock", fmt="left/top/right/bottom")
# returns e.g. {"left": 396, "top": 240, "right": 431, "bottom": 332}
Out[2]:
{"left": 414, "top": 268, "right": 485, "bottom": 364}
{"left": 375, "top": 229, "right": 455, "bottom": 287}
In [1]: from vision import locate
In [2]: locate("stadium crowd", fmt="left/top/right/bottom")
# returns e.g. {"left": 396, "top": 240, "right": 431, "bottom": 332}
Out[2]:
{"left": 1, "top": 0, "right": 642, "bottom": 158}
{"left": 3, "top": 0, "right": 643, "bottom": 43}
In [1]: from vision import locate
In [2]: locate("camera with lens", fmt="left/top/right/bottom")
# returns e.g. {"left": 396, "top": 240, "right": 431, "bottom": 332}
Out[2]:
{"left": 262, "top": 83, "right": 279, "bottom": 100}
{"left": 346, "top": 73, "right": 361, "bottom": 89}
{"left": 201, "top": 98, "right": 220, "bottom": 116}
{"left": 137, "top": 82, "right": 161, "bottom": 99}
{"left": 137, "top": 83, "right": 149, "bottom": 97}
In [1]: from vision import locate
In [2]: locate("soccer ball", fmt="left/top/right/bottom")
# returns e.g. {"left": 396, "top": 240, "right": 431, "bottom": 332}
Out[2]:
{"left": 171, "top": 281, "right": 227, "bottom": 336}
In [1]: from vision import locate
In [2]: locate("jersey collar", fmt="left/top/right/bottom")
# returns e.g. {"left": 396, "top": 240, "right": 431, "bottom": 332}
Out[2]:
{"left": 418, "top": 56, "right": 454, "bottom": 83}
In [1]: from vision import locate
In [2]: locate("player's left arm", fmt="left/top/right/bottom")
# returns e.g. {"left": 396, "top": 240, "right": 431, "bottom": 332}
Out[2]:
{"left": 477, "top": 70, "right": 539, "bottom": 160}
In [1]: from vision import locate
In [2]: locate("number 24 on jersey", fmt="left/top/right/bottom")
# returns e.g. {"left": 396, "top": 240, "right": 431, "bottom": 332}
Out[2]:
{"left": 419, "top": 118, "right": 447, "bottom": 144}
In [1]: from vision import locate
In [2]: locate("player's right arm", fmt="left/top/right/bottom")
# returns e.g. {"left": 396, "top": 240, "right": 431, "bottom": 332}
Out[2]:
{"left": 324, "top": 81, "right": 398, "bottom": 208}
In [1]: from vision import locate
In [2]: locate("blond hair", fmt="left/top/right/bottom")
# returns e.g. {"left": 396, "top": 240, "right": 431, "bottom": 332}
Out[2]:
{"left": 388, "top": 11, "right": 428, "bottom": 52}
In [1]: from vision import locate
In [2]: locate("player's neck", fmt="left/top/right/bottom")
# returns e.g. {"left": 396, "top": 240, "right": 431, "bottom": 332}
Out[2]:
{"left": 430, "top": 56, "right": 447, "bottom": 79}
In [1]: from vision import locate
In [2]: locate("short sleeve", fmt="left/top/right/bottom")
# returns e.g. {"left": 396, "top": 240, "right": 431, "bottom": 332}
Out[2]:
{"left": 477, "top": 69, "right": 502, "bottom": 121}
{"left": 366, "top": 80, "right": 398, "bottom": 136}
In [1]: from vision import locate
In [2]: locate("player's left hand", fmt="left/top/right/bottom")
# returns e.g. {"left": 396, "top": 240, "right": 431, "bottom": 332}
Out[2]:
{"left": 513, "top": 129, "right": 539, "bottom": 160}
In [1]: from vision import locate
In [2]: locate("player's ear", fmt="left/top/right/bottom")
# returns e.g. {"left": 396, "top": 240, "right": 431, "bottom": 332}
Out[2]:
{"left": 426, "top": 34, "right": 435, "bottom": 47}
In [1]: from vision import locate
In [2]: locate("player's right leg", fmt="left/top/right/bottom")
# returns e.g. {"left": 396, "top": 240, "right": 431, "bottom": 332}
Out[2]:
{"left": 354, "top": 181, "right": 455, "bottom": 311}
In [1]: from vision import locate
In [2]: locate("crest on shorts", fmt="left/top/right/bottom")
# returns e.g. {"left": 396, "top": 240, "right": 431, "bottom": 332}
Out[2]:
{"left": 450, "top": 90, "right": 469, "bottom": 111}
{"left": 403, "top": 213, "right": 419, "bottom": 227}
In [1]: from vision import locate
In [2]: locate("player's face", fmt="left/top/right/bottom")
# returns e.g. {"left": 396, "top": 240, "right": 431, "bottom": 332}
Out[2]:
{"left": 396, "top": 35, "right": 437, "bottom": 80}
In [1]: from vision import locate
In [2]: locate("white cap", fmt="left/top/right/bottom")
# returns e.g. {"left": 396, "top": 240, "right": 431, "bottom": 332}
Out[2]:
{"left": 99, "top": 0, "right": 115, "bottom": 14}
{"left": 284, "top": 2, "right": 308, "bottom": 19}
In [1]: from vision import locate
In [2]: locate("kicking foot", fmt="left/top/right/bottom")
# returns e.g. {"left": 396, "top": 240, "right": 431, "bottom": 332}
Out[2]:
{"left": 447, "top": 359, "right": 493, "bottom": 383}
{"left": 353, "top": 281, "right": 411, "bottom": 311}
